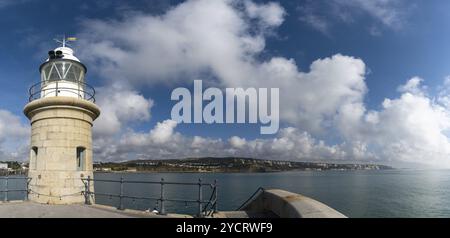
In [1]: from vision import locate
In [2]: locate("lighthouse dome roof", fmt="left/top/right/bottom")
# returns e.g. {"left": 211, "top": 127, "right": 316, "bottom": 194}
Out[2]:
{"left": 46, "top": 46, "right": 80, "bottom": 62}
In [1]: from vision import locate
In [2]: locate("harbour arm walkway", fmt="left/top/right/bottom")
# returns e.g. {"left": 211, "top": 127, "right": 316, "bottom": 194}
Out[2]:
{"left": 0, "top": 201, "right": 192, "bottom": 218}
{"left": 0, "top": 189, "right": 347, "bottom": 218}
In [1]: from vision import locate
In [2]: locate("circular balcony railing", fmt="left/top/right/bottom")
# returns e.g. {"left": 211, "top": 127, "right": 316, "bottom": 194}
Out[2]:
{"left": 28, "top": 80, "right": 96, "bottom": 103}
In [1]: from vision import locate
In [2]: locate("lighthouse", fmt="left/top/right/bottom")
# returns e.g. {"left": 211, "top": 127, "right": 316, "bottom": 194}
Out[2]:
{"left": 23, "top": 38, "right": 100, "bottom": 204}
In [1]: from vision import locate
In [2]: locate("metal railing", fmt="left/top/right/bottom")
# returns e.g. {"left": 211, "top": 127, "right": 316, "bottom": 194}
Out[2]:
{"left": 28, "top": 80, "right": 96, "bottom": 102}
{"left": 0, "top": 176, "right": 31, "bottom": 202}
{"left": 237, "top": 187, "right": 265, "bottom": 211}
{"left": 81, "top": 176, "right": 218, "bottom": 217}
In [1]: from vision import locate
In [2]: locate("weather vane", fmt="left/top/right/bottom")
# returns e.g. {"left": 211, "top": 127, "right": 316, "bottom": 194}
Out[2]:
{"left": 54, "top": 34, "right": 77, "bottom": 47}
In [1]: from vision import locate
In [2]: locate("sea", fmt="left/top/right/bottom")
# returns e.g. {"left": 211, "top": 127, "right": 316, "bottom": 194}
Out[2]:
{"left": 2, "top": 169, "right": 450, "bottom": 218}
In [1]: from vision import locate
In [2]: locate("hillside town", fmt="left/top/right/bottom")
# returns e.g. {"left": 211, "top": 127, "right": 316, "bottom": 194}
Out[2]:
{"left": 93, "top": 157, "right": 392, "bottom": 173}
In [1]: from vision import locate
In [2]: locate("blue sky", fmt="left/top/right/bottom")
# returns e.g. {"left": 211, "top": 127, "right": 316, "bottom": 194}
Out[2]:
{"left": 2, "top": 0, "right": 450, "bottom": 167}
{"left": 0, "top": 0, "right": 447, "bottom": 124}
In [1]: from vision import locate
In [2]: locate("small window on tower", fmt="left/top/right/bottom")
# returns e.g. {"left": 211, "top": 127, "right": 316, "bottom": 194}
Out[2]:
{"left": 76, "top": 147, "right": 86, "bottom": 171}
{"left": 31, "top": 147, "right": 38, "bottom": 169}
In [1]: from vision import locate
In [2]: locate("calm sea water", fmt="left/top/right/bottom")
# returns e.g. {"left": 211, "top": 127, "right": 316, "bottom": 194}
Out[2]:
{"left": 2, "top": 169, "right": 450, "bottom": 218}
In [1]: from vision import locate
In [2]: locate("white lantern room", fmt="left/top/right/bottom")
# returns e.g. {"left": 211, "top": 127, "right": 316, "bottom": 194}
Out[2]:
{"left": 30, "top": 39, "right": 95, "bottom": 102}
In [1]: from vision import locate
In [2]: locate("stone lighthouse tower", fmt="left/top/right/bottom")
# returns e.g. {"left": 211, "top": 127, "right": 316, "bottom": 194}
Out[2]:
{"left": 24, "top": 38, "right": 100, "bottom": 204}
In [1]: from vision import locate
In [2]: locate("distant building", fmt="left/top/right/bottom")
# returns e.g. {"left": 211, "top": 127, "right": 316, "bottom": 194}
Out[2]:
{"left": 94, "top": 167, "right": 112, "bottom": 172}
{"left": 0, "top": 163, "right": 7, "bottom": 170}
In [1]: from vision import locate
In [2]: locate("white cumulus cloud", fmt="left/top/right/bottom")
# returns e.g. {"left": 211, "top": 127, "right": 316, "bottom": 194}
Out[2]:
{"left": 0, "top": 109, "right": 29, "bottom": 161}
{"left": 93, "top": 85, "right": 154, "bottom": 137}
{"left": 337, "top": 78, "right": 450, "bottom": 167}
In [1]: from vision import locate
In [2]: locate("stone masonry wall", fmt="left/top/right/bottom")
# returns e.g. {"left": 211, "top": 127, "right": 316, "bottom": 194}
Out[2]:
{"left": 24, "top": 97, "right": 100, "bottom": 204}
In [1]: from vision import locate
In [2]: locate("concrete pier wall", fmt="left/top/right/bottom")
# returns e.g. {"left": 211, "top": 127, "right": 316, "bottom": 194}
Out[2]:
{"left": 240, "top": 189, "right": 347, "bottom": 218}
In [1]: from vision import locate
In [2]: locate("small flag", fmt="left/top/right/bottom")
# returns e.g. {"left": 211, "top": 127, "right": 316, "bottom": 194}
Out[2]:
{"left": 66, "top": 37, "right": 77, "bottom": 41}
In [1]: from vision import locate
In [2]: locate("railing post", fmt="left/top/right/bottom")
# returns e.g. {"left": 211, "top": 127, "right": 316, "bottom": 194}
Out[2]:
{"left": 198, "top": 178, "right": 203, "bottom": 218}
{"left": 87, "top": 176, "right": 91, "bottom": 205}
{"left": 25, "top": 177, "right": 31, "bottom": 201}
{"left": 159, "top": 178, "right": 166, "bottom": 215}
{"left": 3, "top": 175, "right": 8, "bottom": 202}
{"left": 118, "top": 176, "right": 124, "bottom": 210}
{"left": 83, "top": 178, "right": 87, "bottom": 204}
{"left": 84, "top": 176, "right": 91, "bottom": 205}
{"left": 214, "top": 179, "right": 218, "bottom": 213}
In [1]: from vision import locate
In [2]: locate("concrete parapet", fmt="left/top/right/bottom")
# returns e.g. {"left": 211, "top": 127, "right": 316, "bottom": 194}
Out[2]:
{"left": 240, "top": 189, "right": 347, "bottom": 218}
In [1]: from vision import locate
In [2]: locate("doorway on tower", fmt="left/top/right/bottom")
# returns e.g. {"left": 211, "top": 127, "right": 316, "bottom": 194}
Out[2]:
{"left": 76, "top": 147, "right": 86, "bottom": 171}
{"left": 31, "top": 146, "right": 38, "bottom": 170}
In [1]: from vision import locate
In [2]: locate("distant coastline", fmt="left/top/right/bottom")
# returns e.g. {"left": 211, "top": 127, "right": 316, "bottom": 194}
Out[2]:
{"left": 93, "top": 157, "right": 393, "bottom": 173}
